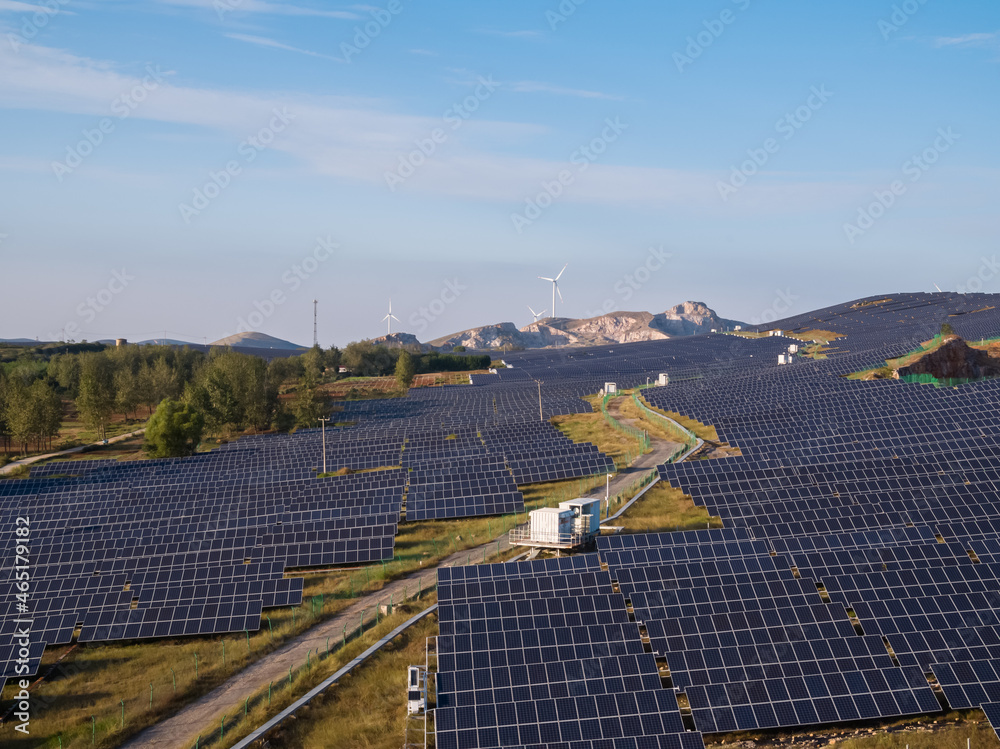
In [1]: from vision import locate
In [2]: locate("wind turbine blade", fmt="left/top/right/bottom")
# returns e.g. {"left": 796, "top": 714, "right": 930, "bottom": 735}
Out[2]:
{"left": 390, "top": 314, "right": 400, "bottom": 322}
{"left": 554, "top": 263, "right": 568, "bottom": 281}
{"left": 934, "top": 283, "right": 943, "bottom": 293}
{"left": 556, "top": 284, "right": 563, "bottom": 302}
{"left": 538, "top": 276, "right": 554, "bottom": 282}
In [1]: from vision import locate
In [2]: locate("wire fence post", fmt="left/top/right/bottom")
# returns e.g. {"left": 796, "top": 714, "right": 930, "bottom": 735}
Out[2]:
{"left": 170, "top": 667, "right": 176, "bottom": 693}
{"left": 268, "top": 681, "right": 273, "bottom": 707}
{"left": 194, "top": 652, "right": 198, "bottom": 679}
{"left": 267, "top": 615, "right": 273, "bottom": 641}
{"left": 245, "top": 629, "right": 250, "bottom": 653}
{"left": 120, "top": 698, "right": 125, "bottom": 729}
{"left": 149, "top": 681, "right": 153, "bottom": 709}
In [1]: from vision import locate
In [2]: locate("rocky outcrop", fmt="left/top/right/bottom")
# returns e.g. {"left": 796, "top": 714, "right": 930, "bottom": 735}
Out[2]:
{"left": 896, "top": 336, "right": 1000, "bottom": 380}
{"left": 428, "top": 302, "right": 743, "bottom": 351}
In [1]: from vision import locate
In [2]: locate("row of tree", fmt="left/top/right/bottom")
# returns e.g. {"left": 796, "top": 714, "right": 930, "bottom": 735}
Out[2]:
{"left": 0, "top": 340, "right": 487, "bottom": 457}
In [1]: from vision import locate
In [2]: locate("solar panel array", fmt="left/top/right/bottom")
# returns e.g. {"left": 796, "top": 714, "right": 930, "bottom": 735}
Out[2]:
{"left": 436, "top": 556, "right": 705, "bottom": 749}
{"left": 0, "top": 451, "right": 405, "bottom": 685}
{"left": 437, "top": 292, "right": 1000, "bottom": 745}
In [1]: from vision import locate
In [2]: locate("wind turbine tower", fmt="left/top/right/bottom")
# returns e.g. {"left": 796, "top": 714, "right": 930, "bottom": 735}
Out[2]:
{"left": 382, "top": 300, "right": 400, "bottom": 336}
{"left": 538, "top": 264, "right": 568, "bottom": 319}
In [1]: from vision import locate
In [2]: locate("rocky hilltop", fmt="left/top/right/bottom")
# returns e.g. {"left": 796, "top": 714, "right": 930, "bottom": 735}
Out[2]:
{"left": 897, "top": 336, "right": 1000, "bottom": 380}
{"left": 427, "top": 301, "right": 743, "bottom": 351}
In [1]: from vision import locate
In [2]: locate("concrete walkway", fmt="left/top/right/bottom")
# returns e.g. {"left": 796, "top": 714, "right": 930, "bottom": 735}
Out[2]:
{"left": 0, "top": 429, "right": 146, "bottom": 475}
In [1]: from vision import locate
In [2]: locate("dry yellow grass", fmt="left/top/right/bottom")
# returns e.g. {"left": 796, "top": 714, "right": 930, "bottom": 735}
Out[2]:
{"left": 614, "top": 481, "right": 721, "bottom": 533}
{"left": 633, "top": 396, "right": 719, "bottom": 443}
{"left": 550, "top": 411, "right": 644, "bottom": 470}
{"left": 256, "top": 611, "right": 438, "bottom": 749}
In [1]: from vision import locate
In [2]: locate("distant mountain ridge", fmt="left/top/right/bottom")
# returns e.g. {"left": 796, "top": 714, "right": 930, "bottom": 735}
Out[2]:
{"left": 427, "top": 301, "right": 744, "bottom": 351}
{"left": 211, "top": 332, "right": 306, "bottom": 350}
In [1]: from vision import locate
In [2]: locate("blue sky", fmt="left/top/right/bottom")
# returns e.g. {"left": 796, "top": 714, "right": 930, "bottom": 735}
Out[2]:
{"left": 0, "top": 0, "right": 998, "bottom": 346}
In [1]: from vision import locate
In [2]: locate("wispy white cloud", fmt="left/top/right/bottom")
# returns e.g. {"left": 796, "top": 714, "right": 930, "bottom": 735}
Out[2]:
{"left": 934, "top": 32, "right": 997, "bottom": 48}
{"left": 157, "top": 0, "right": 360, "bottom": 20}
{"left": 224, "top": 32, "right": 341, "bottom": 61}
{"left": 0, "top": 39, "right": 900, "bottom": 215}
{"left": 508, "top": 81, "right": 624, "bottom": 101}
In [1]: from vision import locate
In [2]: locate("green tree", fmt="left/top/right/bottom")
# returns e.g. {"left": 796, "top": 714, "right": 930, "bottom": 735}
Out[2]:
{"left": 343, "top": 340, "right": 396, "bottom": 377}
{"left": 452, "top": 345, "right": 466, "bottom": 353}
{"left": 114, "top": 368, "right": 142, "bottom": 420}
{"left": 292, "top": 373, "right": 328, "bottom": 427}
{"left": 77, "top": 353, "right": 115, "bottom": 441}
{"left": 302, "top": 344, "right": 325, "bottom": 381}
{"left": 144, "top": 399, "right": 205, "bottom": 458}
{"left": 395, "top": 350, "right": 416, "bottom": 389}
{"left": 196, "top": 350, "right": 277, "bottom": 433}
{"left": 2, "top": 379, "right": 60, "bottom": 452}
{"left": 940, "top": 322, "right": 955, "bottom": 337}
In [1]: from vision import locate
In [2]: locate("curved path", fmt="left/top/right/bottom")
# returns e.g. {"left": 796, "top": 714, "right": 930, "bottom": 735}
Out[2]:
{"left": 0, "top": 429, "right": 146, "bottom": 475}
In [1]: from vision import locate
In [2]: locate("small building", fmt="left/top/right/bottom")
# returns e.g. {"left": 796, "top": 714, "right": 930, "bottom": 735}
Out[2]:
{"left": 657, "top": 373, "right": 669, "bottom": 387}
{"left": 604, "top": 382, "right": 618, "bottom": 395}
{"left": 734, "top": 325, "right": 742, "bottom": 331}
{"left": 778, "top": 354, "right": 788, "bottom": 365}
{"left": 115, "top": 338, "right": 128, "bottom": 347}
{"left": 510, "top": 497, "right": 602, "bottom": 550}
{"left": 769, "top": 329, "right": 784, "bottom": 337}
{"left": 788, "top": 344, "right": 799, "bottom": 354}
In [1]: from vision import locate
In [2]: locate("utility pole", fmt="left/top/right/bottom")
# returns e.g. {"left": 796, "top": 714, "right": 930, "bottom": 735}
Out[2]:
{"left": 319, "top": 417, "right": 330, "bottom": 474}
{"left": 534, "top": 379, "right": 544, "bottom": 422}
{"left": 313, "top": 300, "right": 318, "bottom": 347}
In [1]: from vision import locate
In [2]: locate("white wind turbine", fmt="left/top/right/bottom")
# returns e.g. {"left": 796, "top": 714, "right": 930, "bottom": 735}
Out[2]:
{"left": 527, "top": 305, "right": 547, "bottom": 323}
{"left": 381, "top": 299, "right": 400, "bottom": 336}
{"left": 538, "top": 263, "right": 567, "bottom": 319}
